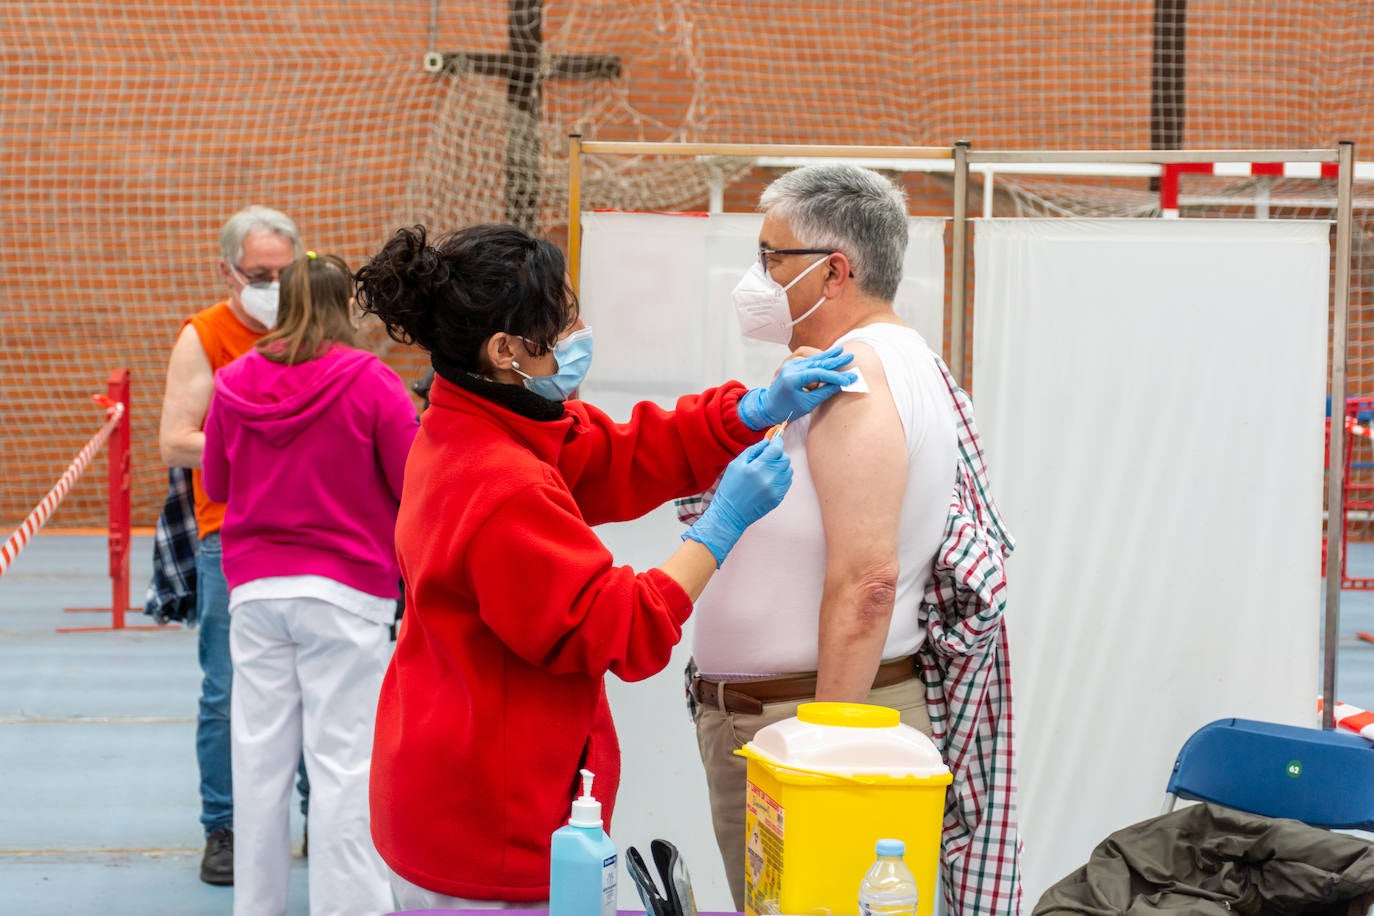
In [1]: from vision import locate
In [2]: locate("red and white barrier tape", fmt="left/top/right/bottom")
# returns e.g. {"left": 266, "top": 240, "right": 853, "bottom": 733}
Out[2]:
{"left": 0, "top": 400, "right": 126, "bottom": 578}
{"left": 1318, "top": 698, "right": 1374, "bottom": 741}
{"left": 1347, "top": 416, "right": 1374, "bottom": 440}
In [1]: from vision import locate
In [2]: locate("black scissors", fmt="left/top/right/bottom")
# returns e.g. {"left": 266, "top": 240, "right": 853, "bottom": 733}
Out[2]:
{"left": 626, "top": 839, "right": 699, "bottom": 916}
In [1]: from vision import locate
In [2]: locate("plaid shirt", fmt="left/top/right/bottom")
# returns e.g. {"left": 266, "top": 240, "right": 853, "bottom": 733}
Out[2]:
{"left": 143, "top": 466, "right": 199, "bottom": 625}
{"left": 676, "top": 353, "right": 1021, "bottom": 916}
{"left": 918, "top": 355, "right": 1020, "bottom": 916}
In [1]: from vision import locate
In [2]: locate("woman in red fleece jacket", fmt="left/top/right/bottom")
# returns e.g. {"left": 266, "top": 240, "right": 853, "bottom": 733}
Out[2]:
{"left": 203, "top": 252, "right": 420, "bottom": 916}
{"left": 354, "top": 224, "right": 855, "bottom": 909}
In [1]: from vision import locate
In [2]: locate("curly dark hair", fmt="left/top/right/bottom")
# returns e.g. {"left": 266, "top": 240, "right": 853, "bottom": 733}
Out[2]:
{"left": 354, "top": 224, "right": 578, "bottom": 371}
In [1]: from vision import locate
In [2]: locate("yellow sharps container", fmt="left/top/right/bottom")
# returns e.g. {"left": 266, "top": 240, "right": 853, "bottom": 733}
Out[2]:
{"left": 736, "top": 702, "right": 951, "bottom": 916}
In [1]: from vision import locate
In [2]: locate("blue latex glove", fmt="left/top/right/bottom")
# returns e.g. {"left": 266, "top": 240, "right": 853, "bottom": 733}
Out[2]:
{"left": 683, "top": 436, "right": 793, "bottom": 566}
{"left": 736, "top": 345, "right": 858, "bottom": 430}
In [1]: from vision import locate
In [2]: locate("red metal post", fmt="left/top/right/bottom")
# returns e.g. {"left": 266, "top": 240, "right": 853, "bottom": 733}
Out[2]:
{"left": 108, "top": 369, "right": 131, "bottom": 629}
{"left": 58, "top": 370, "right": 169, "bottom": 632}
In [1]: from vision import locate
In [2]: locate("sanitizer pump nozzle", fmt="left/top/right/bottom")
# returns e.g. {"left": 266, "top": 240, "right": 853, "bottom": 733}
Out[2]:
{"left": 569, "top": 769, "right": 601, "bottom": 826}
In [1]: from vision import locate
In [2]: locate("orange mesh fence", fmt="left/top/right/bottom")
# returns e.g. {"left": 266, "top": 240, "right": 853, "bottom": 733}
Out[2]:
{"left": 5, "top": 0, "right": 1374, "bottom": 526}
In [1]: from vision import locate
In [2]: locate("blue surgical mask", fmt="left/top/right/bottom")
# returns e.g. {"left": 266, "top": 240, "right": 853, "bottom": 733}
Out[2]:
{"left": 513, "top": 327, "right": 593, "bottom": 401}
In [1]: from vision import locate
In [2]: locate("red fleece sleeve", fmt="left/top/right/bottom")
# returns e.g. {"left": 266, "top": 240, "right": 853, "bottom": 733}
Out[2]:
{"left": 463, "top": 476, "right": 694, "bottom": 683}
{"left": 560, "top": 381, "right": 764, "bottom": 526}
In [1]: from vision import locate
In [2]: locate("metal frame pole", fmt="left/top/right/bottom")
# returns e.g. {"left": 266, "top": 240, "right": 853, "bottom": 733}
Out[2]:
{"left": 950, "top": 140, "right": 971, "bottom": 384}
{"left": 577, "top": 141, "right": 951, "bottom": 160}
{"left": 568, "top": 133, "right": 583, "bottom": 293}
{"left": 1323, "top": 140, "right": 1355, "bottom": 729}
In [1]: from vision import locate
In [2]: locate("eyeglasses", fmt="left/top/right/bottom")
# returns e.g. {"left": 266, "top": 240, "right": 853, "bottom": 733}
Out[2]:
{"left": 231, "top": 263, "right": 279, "bottom": 289}
{"left": 758, "top": 247, "right": 836, "bottom": 275}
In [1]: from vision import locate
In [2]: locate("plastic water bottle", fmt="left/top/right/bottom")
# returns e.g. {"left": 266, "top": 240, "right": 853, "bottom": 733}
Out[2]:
{"left": 857, "top": 838, "right": 919, "bottom": 916}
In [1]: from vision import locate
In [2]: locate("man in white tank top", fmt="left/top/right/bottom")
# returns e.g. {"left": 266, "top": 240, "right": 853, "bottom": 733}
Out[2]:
{"left": 687, "top": 164, "right": 959, "bottom": 909}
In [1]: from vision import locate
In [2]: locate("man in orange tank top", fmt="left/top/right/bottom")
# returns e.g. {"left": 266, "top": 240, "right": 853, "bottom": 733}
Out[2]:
{"left": 158, "top": 206, "right": 301, "bottom": 886}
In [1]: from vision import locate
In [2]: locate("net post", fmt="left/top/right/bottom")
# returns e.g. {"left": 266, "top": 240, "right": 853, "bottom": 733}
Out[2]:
{"left": 108, "top": 368, "right": 131, "bottom": 629}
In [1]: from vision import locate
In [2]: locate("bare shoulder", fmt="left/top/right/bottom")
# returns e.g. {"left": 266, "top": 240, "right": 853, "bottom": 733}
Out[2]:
{"left": 808, "top": 339, "right": 895, "bottom": 435}
{"left": 837, "top": 339, "right": 889, "bottom": 395}
{"left": 171, "top": 322, "right": 206, "bottom": 356}
{"left": 166, "top": 324, "right": 210, "bottom": 378}
{"left": 161, "top": 323, "right": 213, "bottom": 414}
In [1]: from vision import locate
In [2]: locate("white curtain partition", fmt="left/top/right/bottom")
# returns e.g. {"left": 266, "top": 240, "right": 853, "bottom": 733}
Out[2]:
{"left": 578, "top": 212, "right": 946, "bottom": 910}
{"left": 577, "top": 212, "right": 946, "bottom": 415}
{"left": 972, "top": 218, "right": 1331, "bottom": 906}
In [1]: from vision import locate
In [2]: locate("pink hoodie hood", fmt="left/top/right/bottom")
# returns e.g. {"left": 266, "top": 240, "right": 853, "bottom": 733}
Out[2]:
{"left": 211, "top": 343, "right": 378, "bottom": 447}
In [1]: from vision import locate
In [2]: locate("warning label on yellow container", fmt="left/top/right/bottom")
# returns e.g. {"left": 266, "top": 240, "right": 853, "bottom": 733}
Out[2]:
{"left": 744, "top": 780, "right": 785, "bottom": 916}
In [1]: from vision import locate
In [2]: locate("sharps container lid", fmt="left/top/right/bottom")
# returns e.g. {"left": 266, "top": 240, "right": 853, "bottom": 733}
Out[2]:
{"left": 747, "top": 701, "right": 949, "bottom": 778}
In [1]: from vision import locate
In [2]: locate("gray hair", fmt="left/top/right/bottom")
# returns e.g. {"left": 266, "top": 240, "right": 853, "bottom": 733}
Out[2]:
{"left": 219, "top": 205, "right": 302, "bottom": 264}
{"left": 758, "top": 164, "right": 908, "bottom": 302}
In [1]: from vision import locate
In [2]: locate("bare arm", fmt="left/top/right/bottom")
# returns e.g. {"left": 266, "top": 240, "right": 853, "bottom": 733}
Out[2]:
{"left": 656, "top": 538, "right": 722, "bottom": 603}
{"left": 158, "top": 325, "right": 214, "bottom": 467}
{"left": 808, "top": 342, "right": 907, "bottom": 701}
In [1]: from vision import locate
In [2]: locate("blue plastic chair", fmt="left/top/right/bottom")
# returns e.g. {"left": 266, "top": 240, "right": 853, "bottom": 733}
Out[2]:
{"left": 1162, "top": 717, "right": 1374, "bottom": 830}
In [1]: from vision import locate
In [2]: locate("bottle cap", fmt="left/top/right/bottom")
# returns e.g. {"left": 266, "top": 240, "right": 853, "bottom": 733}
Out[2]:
{"left": 876, "top": 838, "right": 905, "bottom": 857}
{"left": 569, "top": 768, "right": 602, "bottom": 827}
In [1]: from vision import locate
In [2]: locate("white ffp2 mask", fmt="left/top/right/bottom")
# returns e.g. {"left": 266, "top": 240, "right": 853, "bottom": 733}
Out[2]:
{"left": 731, "top": 257, "right": 828, "bottom": 345}
{"left": 239, "top": 282, "right": 280, "bottom": 329}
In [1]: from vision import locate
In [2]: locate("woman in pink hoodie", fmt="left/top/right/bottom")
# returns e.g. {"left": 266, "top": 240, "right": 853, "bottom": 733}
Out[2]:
{"left": 202, "top": 251, "right": 419, "bottom": 916}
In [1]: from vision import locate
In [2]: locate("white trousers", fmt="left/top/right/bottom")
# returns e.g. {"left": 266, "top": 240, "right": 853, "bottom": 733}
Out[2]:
{"left": 388, "top": 867, "right": 548, "bottom": 910}
{"left": 230, "top": 595, "right": 393, "bottom": 916}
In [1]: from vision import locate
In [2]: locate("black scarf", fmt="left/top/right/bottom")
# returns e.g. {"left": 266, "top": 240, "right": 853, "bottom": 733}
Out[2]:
{"left": 431, "top": 355, "right": 565, "bottom": 422}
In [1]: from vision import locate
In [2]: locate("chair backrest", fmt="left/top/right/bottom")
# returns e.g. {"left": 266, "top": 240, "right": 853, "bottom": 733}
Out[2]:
{"left": 1165, "top": 717, "right": 1374, "bottom": 830}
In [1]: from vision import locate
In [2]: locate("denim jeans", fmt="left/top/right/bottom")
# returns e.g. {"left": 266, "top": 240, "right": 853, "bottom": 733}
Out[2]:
{"left": 196, "top": 533, "right": 234, "bottom": 834}
{"left": 196, "top": 533, "right": 309, "bottom": 835}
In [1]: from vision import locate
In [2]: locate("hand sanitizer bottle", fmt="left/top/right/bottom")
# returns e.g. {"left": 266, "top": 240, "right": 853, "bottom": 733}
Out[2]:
{"left": 550, "top": 769, "right": 618, "bottom": 916}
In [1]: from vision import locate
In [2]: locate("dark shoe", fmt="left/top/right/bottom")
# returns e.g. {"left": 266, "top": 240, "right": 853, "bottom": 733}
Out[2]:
{"left": 200, "top": 826, "right": 234, "bottom": 886}
{"left": 301, "top": 822, "right": 308, "bottom": 858}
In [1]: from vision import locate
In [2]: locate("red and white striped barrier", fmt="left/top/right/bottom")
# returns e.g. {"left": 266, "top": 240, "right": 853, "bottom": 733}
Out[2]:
{"left": 1318, "top": 698, "right": 1374, "bottom": 741}
{"left": 0, "top": 399, "right": 126, "bottom": 578}
{"left": 1347, "top": 416, "right": 1374, "bottom": 440}
{"left": 1160, "top": 161, "right": 1346, "bottom": 218}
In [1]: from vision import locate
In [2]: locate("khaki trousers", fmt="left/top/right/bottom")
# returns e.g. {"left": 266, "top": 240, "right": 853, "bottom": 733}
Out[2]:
{"left": 693, "top": 677, "right": 934, "bottom": 911}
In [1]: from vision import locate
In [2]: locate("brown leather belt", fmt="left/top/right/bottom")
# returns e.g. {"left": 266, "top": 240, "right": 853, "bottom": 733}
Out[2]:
{"left": 691, "top": 654, "right": 918, "bottom": 716}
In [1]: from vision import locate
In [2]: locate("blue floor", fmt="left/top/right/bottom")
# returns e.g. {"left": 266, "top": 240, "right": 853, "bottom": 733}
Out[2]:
{"left": 0, "top": 535, "right": 307, "bottom": 915}
{"left": 2, "top": 533, "right": 1373, "bottom": 915}
{"left": 1332, "top": 547, "right": 1374, "bottom": 708}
